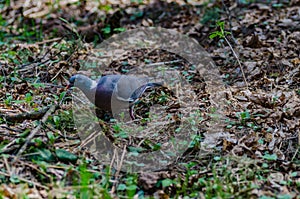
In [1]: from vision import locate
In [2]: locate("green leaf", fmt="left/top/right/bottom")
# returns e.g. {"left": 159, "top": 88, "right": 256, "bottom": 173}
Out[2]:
{"left": 18, "top": 129, "right": 30, "bottom": 138}
{"left": 262, "top": 153, "right": 277, "bottom": 161}
{"left": 262, "top": 163, "right": 269, "bottom": 168}
{"left": 258, "top": 138, "right": 264, "bottom": 144}
{"left": 53, "top": 115, "right": 60, "bottom": 126}
{"left": 4, "top": 95, "right": 12, "bottom": 106}
{"left": 25, "top": 93, "right": 32, "bottom": 103}
{"left": 59, "top": 17, "right": 69, "bottom": 24}
{"left": 59, "top": 91, "right": 66, "bottom": 102}
{"left": 225, "top": 31, "right": 231, "bottom": 35}
{"left": 290, "top": 172, "right": 297, "bottom": 177}
{"left": 31, "top": 148, "right": 55, "bottom": 162}
{"left": 114, "top": 27, "right": 126, "bottom": 32}
{"left": 217, "top": 21, "right": 225, "bottom": 30}
{"left": 10, "top": 175, "right": 20, "bottom": 183}
{"left": 32, "top": 138, "right": 43, "bottom": 147}
{"left": 240, "top": 110, "right": 250, "bottom": 120}
{"left": 102, "top": 26, "right": 111, "bottom": 34}
{"left": 46, "top": 131, "right": 55, "bottom": 144}
{"left": 126, "top": 184, "right": 137, "bottom": 191}
{"left": 272, "top": 3, "right": 283, "bottom": 8}
{"left": 100, "top": 5, "right": 112, "bottom": 11}
{"left": 161, "top": 178, "right": 173, "bottom": 187}
{"left": 209, "top": 32, "right": 221, "bottom": 39}
{"left": 117, "top": 183, "right": 126, "bottom": 191}
{"left": 55, "top": 149, "right": 78, "bottom": 163}
{"left": 277, "top": 194, "right": 293, "bottom": 199}
{"left": 15, "top": 138, "right": 25, "bottom": 144}
{"left": 214, "top": 156, "right": 221, "bottom": 161}
{"left": 32, "top": 83, "right": 45, "bottom": 88}
{"left": 0, "top": 76, "right": 5, "bottom": 82}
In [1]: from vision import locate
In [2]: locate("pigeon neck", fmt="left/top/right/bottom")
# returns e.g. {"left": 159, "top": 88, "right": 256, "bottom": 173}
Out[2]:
{"left": 76, "top": 79, "right": 97, "bottom": 104}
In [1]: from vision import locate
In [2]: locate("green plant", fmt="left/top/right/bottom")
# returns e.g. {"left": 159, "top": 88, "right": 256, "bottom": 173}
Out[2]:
{"left": 52, "top": 115, "right": 60, "bottom": 128}
{"left": 102, "top": 25, "right": 111, "bottom": 36}
{"left": 129, "top": 11, "right": 143, "bottom": 21}
{"left": 210, "top": 21, "right": 248, "bottom": 89}
{"left": 4, "top": 94, "right": 13, "bottom": 106}
{"left": 262, "top": 153, "right": 277, "bottom": 161}
{"left": 47, "top": 109, "right": 74, "bottom": 131}
{"left": 113, "top": 123, "right": 129, "bottom": 139}
{"left": 98, "top": 4, "right": 113, "bottom": 12}
{"left": 117, "top": 174, "right": 138, "bottom": 198}
{"left": 114, "top": 27, "right": 126, "bottom": 33}
{"left": 46, "top": 131, "right": 56, "bottom": 145}
{"left": 79, "top": 164, "right": 93, "bottom": 198}
{"left": 25, "top": 92, "right": 33, "bottom": 104}
{"left": 59, "top": 17, "right": 80, "bottom": 39}
{"left": 236, "top": 109, "right": 251, "bottom": 125}
{"left": 17, "top": 19, "right": 43, "bottom": 42}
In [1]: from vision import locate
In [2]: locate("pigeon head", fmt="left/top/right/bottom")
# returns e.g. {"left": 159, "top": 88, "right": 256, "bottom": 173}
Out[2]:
{"left": 68, "top": 74, "right": 97, "bottom": 90}
{"left": 68, "top": 75, "right": 77, "bottom": 87}
{"left": 68, "top": 74, "right": 97, "bottom": 104}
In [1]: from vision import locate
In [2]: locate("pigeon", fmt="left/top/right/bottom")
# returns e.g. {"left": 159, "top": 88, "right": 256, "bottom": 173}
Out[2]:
{"left": 68, "top": 74, "right": 162, "bottom": 119}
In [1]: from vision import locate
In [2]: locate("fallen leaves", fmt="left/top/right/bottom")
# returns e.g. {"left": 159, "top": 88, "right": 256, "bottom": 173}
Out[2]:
{"left": 0, "top": 0, "right": 300, "bottom": 198}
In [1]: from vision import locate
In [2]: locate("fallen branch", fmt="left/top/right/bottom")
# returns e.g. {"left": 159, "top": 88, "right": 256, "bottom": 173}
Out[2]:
{"left": 0, "top": 106, "right": 52, "bottom": 123}
{"left": 13, "top": 104, "right": 58, "bottom": 163}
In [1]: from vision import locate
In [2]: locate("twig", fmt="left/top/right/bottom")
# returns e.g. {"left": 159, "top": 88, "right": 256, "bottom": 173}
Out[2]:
{"left": 79, "top": 130, "right": 102, "bottom": 149}
{"left": 0, "top": 125, "right": 23, "bottom": 133}
{"left": 291, "top": 147, "right": 299, "bottom": 161}
{"left": 0, "top": 106, "right": 52, "bottom": 123}
{"left": 111, "top": 145, "right": 127, "bottom": 194}
{"left": 0, "top": 171, "right": 49, "bottom": 190}
{"left": 0, "top": 140, "right": 19, "bottom": 153}
{"left": 23, "top": 162, "right": 53, "bottom": 183}
{"left": 3, "top": 155, "right": 11, "bottom": 176}
{"left": 43, "top": 123, "right": 65, "bottom": 139}
{"left": 144, "top": 60, "right": 183, "bottom": 67}
{"left": 109, "top": 148, "right": 117, "bottom": 175}
{"left": 50, "top": 66, "right": 65, "bottom": 82}
{"left": 13, "top": 104, "right": 30, "bottom": 113}
{"left": 17, "top": 48, "right": 52, "bottom": 69}
{"left": 12, "top": 105, "right": 57, "bottom": 163}
{"left": 223, "top": 36, "right": 249, "bottom": 89}
{"left": 50, "top": 44, "right": 79, "bottom": 82}
{"left": 35, "top": 37, "right": 62, "bottom": 45}
{"left": 43, "top": 83, "right": 66, "bottom": 88}
{"left": 115, "top": 145, "right": 126, "bottom": 178}
{"left": 0, "top": 108, "right": 19, "bottom": 113}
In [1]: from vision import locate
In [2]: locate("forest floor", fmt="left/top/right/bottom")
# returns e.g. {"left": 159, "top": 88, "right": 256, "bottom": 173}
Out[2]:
{"left": 0, "top": 0, "right": 299, "bottom": 198}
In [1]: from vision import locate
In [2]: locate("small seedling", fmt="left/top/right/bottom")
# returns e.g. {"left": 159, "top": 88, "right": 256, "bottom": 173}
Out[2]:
{"left": 102, "top": 25, "right": 111, "bottom": 36}
{"left": 25, "top": 92, "right": 33, "bottom": 104}
{"left": 210, "top": 21, "right": 248, "bottom": 89}
{"left": 4, "top": 94, "right": 13, "bottom": 106}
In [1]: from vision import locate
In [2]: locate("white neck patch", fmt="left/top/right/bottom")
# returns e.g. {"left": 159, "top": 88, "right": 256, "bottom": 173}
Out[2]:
{"left": 90, "top": 80, "right": 97, "bottom": 90}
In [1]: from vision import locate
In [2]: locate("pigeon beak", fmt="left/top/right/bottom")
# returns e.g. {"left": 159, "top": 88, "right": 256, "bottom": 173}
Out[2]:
{"left": 66, "top": 84, "right": 72, "bottom": 89}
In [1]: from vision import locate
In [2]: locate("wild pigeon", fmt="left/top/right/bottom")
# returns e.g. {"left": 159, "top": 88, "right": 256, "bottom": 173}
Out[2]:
{"left": 68, "top": 74, "right": 162, "bottom": 119}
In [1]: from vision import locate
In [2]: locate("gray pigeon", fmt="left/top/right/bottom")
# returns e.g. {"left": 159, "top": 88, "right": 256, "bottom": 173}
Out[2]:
{"left": 68, "top": 74, "right": 162, "bottom": 119}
